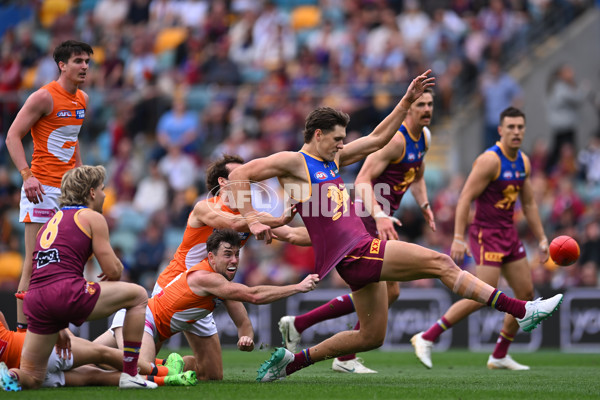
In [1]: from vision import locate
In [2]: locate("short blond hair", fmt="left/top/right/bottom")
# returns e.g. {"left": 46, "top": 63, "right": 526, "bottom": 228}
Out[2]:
{"left": 59, "top": 165, "right": 106, "bottom": 207}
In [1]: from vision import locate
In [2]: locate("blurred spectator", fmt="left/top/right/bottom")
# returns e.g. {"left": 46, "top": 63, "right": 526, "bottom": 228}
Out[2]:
{"left": 97, "top": 40, "right": 125, "bottom": 89}
{"left": 126, "top": 0, "right": 151, "bottom": 25}
{"left": 578, "top": 134, "right": 600, "bottom": 186}
{"left": 202, "top": 39, "right": 242, "bottom": 86}
{"left": 580, "top": 218, "right": 600, "bottom": 264}
{"left": 0, "top": 234, "right": 22, "bottom": 290}
{"left": 158, "top": 145, "right": 198, "bottom": 192}
{"left": 106, "top": 136, "right": 144, "bottom": 203}
{"left": 478, "top": 59, "right": 523, "bottom": 149}
{"left": 126, "top": 74, "right": 170, "bottom": 138}
{"left": 0, "top": 44, "right": 21, "bottom": 132}
{"left": 397, "top": 0, "right": 431, "bottom": 47}
{"left": 124, "top": 36, "right": 157, "bottom": 90}
{"left": 94, "top": 0, "right": 130, "bottom": 28}
{"left": 155, "top": 96, "right": 200, "bottom": 157}
{"left": 550, "top": 177, "right": 585, "bottom": 230}
{"left": 545, "top": 64, "right": 588, "bottom": 168}
{"left": 131, "top": 222, "right": 166, "bottom": 287}
{"left": 133, "top": 160, "right": 169, "bottom": 216}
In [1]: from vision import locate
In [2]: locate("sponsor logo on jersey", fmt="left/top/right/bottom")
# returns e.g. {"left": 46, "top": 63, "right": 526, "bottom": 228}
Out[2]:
{"left": 314, "top": 171, "right": 328, "bottom": 180}
{"left": 56, "top": 110, "right": 73, "bottom": 118}
{"left": 503, "top": 170, "right": 513, "bottom": 179}
{"left": 37, "top": 249, "right": 60, "bottom": 268}
{"left": 76, "top": 109, "right": 85, "bottom": 119}
{"left": 407, "top": 153, "right": 416, "bottom": 161}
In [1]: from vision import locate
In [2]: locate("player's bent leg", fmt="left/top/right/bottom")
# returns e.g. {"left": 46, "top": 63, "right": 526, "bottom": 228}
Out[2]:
{"left": 386, "top": 281, "right": 400, "bottom": 306}
{"left": 88, "top": 282, "right": 148, "bottom": 321}
{"left": 310, "top": 282, "right": 388, "bottom": 362}
{"left": 70, "top": 336, "right": 123, "bottom": 371}
{"left": 184, "top": 331, "right": 223, "bottom": 380}
{"left": 92, "top": 329, "right": 118, "bottom": 348}
{"left": 16, "top": 223, "right": 43, "bottom": 327}
{"left": 64, "top": 365, "right": 122, "bottom": 386}
{"left": 488, "top": 259, "right": 535, "bottom": 369}
{"left": 13, "top": 331, "right": 58, "bottom": 389}
{"left": 258, "top": 283, "right": 388, "bottom": 383}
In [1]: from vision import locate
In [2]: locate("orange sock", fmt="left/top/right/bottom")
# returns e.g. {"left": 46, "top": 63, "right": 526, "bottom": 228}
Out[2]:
{"left": 155, "top": 365, "right": 169, "bottom": 376}
{"left": 155, "top": 358, "right": 165, "bottom": 365}
{"left": 145, "top": 375, "right": 165, "bottom": 386}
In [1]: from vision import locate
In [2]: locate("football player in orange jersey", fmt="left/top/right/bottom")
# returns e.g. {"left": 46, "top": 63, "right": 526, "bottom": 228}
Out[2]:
{"left": 101, "top": 229, "right": 319, "bottom": 384}
{"left": 5, "top": 40, "right": 93, "bottom": 332}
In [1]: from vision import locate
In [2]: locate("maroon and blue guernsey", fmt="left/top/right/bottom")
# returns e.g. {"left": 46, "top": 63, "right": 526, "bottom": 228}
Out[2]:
{"left": 30, "top": 207, "right": 93, "bottom": 288}
{"left": 371, "top": 124, "right": 430, "bottom": 212}
{"left": 472, "top": 143, "right": 529, "bottom": 229}
{"left": 295, "top": 151, "right": 372, "bottom": 278}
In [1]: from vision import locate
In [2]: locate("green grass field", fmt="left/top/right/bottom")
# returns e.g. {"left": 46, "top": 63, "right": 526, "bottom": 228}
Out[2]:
{"left": 3, "top": 349, "right": 599, "bottom": 399}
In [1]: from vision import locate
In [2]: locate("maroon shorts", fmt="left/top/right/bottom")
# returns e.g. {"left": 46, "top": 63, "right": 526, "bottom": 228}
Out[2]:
{"left": 24, "top": 277, "right": 101, "bottom": 335}
{"left": 468, "top": 225, "right": 526, "bottom": 268}
{"left": 336, "top": 237, "right": 387, "bottom": 292}
{"left": 360, "top": 214, "right": 378, "bottom": 237}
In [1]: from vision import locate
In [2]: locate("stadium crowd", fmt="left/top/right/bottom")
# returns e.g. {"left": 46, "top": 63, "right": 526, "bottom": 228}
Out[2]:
{"left": 0, "top": 0, "right": 598, "bottom": 294}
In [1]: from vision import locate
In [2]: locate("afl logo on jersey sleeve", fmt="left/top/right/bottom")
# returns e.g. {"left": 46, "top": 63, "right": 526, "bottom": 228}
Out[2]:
{"left": 503, "top": 170, "right": 513, "bottom": 179}
{"left": 314, "top": 171, "right": 328, "bottom": 180}
{"left": 56, "top": 110, "right": 73, "bottom": 118}
{"left": 76, "top": 109, "right": 85, "bottom": 119}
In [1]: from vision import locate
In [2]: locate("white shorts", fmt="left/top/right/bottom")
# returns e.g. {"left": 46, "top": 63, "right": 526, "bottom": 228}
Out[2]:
{"left": 109, "top": 307, "right": 158, "bottom": 341}
{"left": 19, "top": 185, "right": 61, "bottom": 223}
{"left": 42, "top": 350, "right": 74, "bottom": 388}
{"left": 151, "top": 282, "right": 218, "bottom": 337}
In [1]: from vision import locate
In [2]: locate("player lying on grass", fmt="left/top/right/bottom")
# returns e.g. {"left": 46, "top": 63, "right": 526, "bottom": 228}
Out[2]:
{"left": 0, "top": 165, "right": 159, "bottom": 391}
{"left": 96, "top": 229, "right": 319, "bottom": 380}
{"left": 0, "top": 311, "right": 194, "bottom": 388}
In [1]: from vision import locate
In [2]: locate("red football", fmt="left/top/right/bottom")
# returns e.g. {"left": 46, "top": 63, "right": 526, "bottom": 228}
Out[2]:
{"left": 549, "top": 236, "right": 580, "bottom": 266}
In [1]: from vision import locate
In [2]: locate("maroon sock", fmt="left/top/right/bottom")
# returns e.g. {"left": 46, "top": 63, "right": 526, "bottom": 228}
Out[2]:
{"left": 337, "top": 321, "right": 360, "bottom": 361}
{"left": 492, "top": 330, "right": 514, "bottom": 359}
{"left": 123, "top": 341, "right": 142, "bottom": 376}
{"left": 285, "top": 349, "right": 314, "bottom": 375}
{"left": 487, "top": 290, "right": 526, "bottom": 319}
{"left": 294, "top": 294, "right": 355, "bottom": 333}
{"left": 422, "top": 316, "right": 452, "bottom": 341}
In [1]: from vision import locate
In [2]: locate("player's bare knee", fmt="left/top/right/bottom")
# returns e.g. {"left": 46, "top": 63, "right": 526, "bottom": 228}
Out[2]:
{"left": 362, "top": 330, "right": 385, "bottom": 349}
{"left": 434, "top": 252, "right": 458, "bottom": 278}
{"left": 386, "top": 282, "right": 400, "bottom": 305}
{"left": 130, "top": 284, "right": 148, "bottom": 307}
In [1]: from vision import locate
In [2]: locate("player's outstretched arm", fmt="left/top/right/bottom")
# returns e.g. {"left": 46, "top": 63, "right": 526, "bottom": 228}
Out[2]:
{"left": 355, "top": 138, "right": 404, "bottom": 240}
{"left": 224, "top": 300, "right": 255, "bottom": 352}
{"left": 191, "top": 200, "right": 251, "bottom": 231}
{"left": 229, "top": 152, "right": 305, "bottom": 243}
{"left": 189, "top": 271, "right": 319, "bottom": 305}
{"left": 338, "top": 70, "right": 435, "bottom": 167}
{"left": 271, "top": 225, "right": 312, "bottom": 246}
